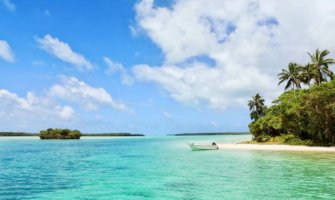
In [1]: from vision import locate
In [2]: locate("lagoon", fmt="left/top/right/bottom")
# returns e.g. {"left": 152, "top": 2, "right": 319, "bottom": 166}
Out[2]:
{"left": 1, "top": 135, "right": 335, "bottom": 200}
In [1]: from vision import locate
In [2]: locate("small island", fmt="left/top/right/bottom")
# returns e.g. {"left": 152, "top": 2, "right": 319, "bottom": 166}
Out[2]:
{"left": 247, "top": 49, "right": 335, "bottom": 146}
{"left": 40, "top": 128, "right": 81, "bottom": 139}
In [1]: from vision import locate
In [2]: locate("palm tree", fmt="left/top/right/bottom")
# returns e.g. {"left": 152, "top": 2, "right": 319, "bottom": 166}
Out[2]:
{"left": 248, "top": 93, "right": 266, "bottom": 121}
{"left": 278, "top": 63, "right": 302, "bottom": 90}
{"left": 300, "top": 63, "right": 319, "bottom": 86}
{"left": 308, "top": 49, "right": 334, "bottom": 84}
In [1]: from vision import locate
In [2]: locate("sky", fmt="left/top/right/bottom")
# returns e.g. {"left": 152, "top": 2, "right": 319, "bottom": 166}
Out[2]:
{"left": 0, "top": 0, "right": 335, "bottom": 135}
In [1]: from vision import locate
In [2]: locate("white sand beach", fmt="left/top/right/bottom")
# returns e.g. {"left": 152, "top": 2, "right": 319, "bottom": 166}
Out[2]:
{"left": 218, "top": 143, "right": 335, "bottom": 152}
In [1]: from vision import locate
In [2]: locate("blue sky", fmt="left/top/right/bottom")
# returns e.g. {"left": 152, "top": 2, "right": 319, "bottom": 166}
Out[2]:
{"left": 1, "top": 0, "right": 335, "bottom": 135}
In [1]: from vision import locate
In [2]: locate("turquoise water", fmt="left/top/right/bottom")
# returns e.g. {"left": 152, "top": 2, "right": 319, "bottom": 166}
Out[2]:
{"left": 1, "top": 135, "right": 335, "bottom": 200}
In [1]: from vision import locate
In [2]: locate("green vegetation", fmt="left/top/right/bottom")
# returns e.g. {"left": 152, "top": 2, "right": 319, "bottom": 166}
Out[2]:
{"left": 82, "top": 133, "right": 144, "bottom": 136}
{"left": 248, "top": 49, "right": 335, "bottom": 146}
{"left": 171, "top": 132, "right": 250, "bottom": 136}
{"left": 242, "top": 134, "right": 313, "bottom": 146}
{"left": 248, "top": 93, "right": 266, "bottom": 121}
{"left": 0, "top": 132, "right": 37, "bottom": 136}
{"left": 40, "top": 128, "right": 81, "bottom": 139}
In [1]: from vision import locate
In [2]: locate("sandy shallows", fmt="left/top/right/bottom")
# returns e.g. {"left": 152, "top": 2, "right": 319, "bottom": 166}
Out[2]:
{"left": 218, "top": 143, "right": 335, "bottom": 152}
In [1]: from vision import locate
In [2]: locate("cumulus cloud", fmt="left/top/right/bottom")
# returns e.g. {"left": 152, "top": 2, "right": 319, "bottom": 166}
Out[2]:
{"left": 0, "top": 76, "right": 130, "bottom": 131}
{"left": 0, "top": 89, "right": 76, "bottom": 131}
{"left": 2, "top": 0, "right": 15, "bottom": 12}
{"left": 0, "top": 40, "right": 15, "bottom": 63}
{"left": 37, "top": 34, "right": 93, "bottom": 70}
{"left": 134, "top": 62, "right": 276, "bottom": 109}
{"left": 49, "top": 76, "right": 127, "bottom": 111}
{"left": 133, "top": 0, "right": 335, "bottom": 109}
{"left": 104, "top": 57, "right": 133, "bottom": 85}
{"left": 0, "top": 89, "right": 74, "bottom": 123}
{"left": 56, "top": 105, "right": 74, "bottom": 119}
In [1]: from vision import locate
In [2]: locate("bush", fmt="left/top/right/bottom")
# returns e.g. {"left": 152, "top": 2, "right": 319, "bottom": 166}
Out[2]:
{"left": 285, "top": 138, "right": 313, "bottom": 146}
{"left": 253, "top": 134, "right": 314, "bottom": 146}
{"left": 254, "top": 135, "right": 271, "bottom": 143}
{"left": 281, "top": 134, "right": 295, "bottom": 142}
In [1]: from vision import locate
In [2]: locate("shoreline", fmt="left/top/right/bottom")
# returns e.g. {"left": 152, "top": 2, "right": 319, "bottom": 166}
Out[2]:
{"left": 218, "top": 143, "right": 335, "bottom": 152}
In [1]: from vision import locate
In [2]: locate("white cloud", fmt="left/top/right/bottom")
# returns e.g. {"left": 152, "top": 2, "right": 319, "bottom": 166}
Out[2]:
{"left": 0, "top": 90, "right": 75, "bottom": 131}
{"left": 2, "top": 0, "right": 15, "bottom": 12}
{"left": 57, "top": 106, "right": 74, "bottom": 120}
{"left": 0, "top": 89, "right": 32, "bottom": 110}
{"left": 0, "top": 89, "right": 74, "bottom": 122}
{"left": 0, "top": 76, "right": 130, "bottom": 131}
{"left": 0, "top": 40, "right": 15, "bottom": 63}
{"left": 37, "top": 34, "right": 93, "bottom": 70}
{"left": 104, "top": 57, "right": 133, "bottom": 85}
{"left": 134, "top": 62, "right": 276, "bottom": 109}
{"left": 49, "top": 76, "right": 127, "bottom": 111}
{"left": 133, "top": 0, "right": 335, "bottom": 109}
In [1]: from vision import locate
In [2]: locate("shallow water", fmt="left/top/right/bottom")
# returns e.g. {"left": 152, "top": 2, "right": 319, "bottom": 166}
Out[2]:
{"left": 1, "top": 135, "right": 335, "bottom": 200}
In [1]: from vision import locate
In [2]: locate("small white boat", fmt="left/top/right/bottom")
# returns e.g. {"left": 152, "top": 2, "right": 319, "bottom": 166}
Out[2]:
{"left": 189, "top": 143, "right": 219, "bottom": 150}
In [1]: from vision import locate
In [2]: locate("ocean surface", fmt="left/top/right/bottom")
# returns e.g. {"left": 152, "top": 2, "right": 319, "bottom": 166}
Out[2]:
{"left": 1, "top": 135, "right": 335, "bottom": 200}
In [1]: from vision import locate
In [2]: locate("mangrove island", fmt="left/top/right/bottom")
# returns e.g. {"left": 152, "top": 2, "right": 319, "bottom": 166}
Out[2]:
{"left": 40, "top": 128, "right": 81, "bottom": 139}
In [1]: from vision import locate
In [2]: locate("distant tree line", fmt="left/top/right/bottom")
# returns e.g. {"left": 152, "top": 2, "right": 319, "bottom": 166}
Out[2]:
{"left": 171, "top": 132, "right": 250, "bottom": 136}
{"left": 248, "top": 49, "right": 335, "bottom": 146}
{"left": 0, "top": 132, "right": 37, "bottom": 136}
{"left": 82, "top": 133, "right": 144, "bottom": 136}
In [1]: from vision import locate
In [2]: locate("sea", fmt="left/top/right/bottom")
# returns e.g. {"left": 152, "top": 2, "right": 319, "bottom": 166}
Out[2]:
{"left": 0, "top": 135, "right": 335, "bottom": 200}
